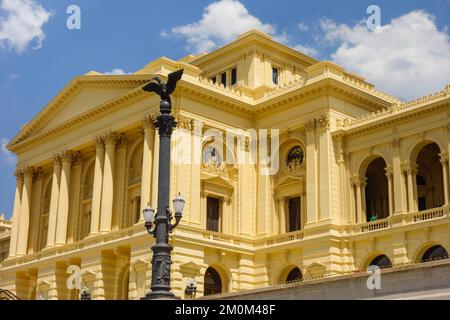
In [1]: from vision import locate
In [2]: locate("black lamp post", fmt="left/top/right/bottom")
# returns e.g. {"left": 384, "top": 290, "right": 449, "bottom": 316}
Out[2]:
{"left": 141, "top": 70, "right": 185, "bottom": 300}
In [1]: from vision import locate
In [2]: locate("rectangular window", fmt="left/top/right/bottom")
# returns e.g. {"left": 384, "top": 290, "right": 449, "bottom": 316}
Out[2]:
{"left": 207, "top": 197, "right": 220, "bottom": 232}
{"left": 211, "top": 76, "right": 217, "bottom": 84}
{"left": 231, "top": 68, "right": 237, "bottom": 86}
{"left": 221, "top": 72, "right": 227, "bottom": 87}
{"left": 288, "top": 197, "right": 301, "bottom": 232}
{"left": 272, "top": 67, "right": 279, "bottom": 85}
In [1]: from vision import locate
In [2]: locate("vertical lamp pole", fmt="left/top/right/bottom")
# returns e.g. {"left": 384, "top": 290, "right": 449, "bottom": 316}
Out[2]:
{"left": 141, "top": 70, "right": 185, "bottom": 300}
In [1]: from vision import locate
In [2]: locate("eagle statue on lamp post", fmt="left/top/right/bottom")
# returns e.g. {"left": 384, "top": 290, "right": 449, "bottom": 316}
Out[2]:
{"left": 142, "top": 69, "right": 184, "bottom": 108}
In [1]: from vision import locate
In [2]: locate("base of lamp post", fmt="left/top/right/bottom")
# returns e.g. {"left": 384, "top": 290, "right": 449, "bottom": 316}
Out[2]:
{"left": 141, "top": 291, "right": 180, "bottom": 300}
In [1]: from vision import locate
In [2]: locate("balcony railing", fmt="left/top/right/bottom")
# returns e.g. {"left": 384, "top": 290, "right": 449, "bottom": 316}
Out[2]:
{"left": 413, "top": 207, "right": 445, "bottom": 223}
{"left": 264, "top": 230, "right": 304, "bottom": 246}
{"left": 4, "top": 207, "right": 449, "bottom": 269}
{"left": 202, "top": 231, "right": 242, "bottom": 245}
{"left": 360, "top": 219, "right": 390, "bottom": 233}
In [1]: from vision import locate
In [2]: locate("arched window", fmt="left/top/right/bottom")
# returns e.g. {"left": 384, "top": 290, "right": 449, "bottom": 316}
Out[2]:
{"left": 37, "top": 179, "right": 52, "bottom": 251}
{"left": 204, "top": 267, "right": 222, "bottom": 296}
{"left": 80, "top": 162, "right": 94, "bottom": 240}
{"left": 421, "top": 245, "right": 449, "bottom": 262}
{"left": 288, "top": 197, "right": 301, "bottom": 232}
{"left": 365, "top": 157, "right": 389, "bottom": 221}
{"left": 416, "top": 143, "right": 445, "bottom": 211}
{"left": 286, "top": 267, "right": 302, "bottom": 282}
{"left": 369, "top": 255, "right": 392, "bottom": 269}
{"left": 127, "top": 143, "right": 143, "bottom": 227}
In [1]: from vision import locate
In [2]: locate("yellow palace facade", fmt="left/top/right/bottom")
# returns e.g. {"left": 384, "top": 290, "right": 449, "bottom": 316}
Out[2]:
{"left": 1, "top": 30, "right": 449, "bottom": 300}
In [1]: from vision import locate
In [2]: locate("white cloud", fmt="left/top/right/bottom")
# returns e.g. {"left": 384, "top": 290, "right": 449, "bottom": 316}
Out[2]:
{"left": 294, "top": 44, "right": 318, "bottom": 57}
{"left": 320, "top": 10, "right": 450, "bottom": 100}
{"left": 103, "top": 69, "right": 130, "bottom": 75}
{"left": 298, "top": 22, "right": 310, "bottom": 32}
{"left": 164, "top": 0, "right": 277, "bottom": 53}
{"left": 0, "top": 137, "right": 15, "bottom": 165}
{"left": 0, "top": 0, "right": 52, "bottom": 53}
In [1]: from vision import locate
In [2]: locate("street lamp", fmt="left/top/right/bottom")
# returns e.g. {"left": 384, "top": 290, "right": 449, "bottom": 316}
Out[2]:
{"left": 141, "top": 70, "right": 185, "bottom": 300}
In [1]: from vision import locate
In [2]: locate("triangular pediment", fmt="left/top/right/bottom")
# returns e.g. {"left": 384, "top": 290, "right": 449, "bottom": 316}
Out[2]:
{"left": 8, "top": 74, "right": 151, "bottom": 150}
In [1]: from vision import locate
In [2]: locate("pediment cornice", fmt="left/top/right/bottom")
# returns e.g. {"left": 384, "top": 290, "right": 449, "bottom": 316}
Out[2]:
{"left": 8, "top": 70, "right": 430, "bottom": 155}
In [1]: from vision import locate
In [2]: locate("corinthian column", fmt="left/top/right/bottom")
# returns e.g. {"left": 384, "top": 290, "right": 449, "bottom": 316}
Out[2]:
{"left": 90, "top": 137, "right": 105, "bottom": 236}
{"left": 385, "top": 167, "right": 394, "bottom": 216}
{"left": 46, "top": 155, "right": 62, "bottom": 248}
{"left": 8, "top": 170, "right": 24, "bottom": 258}
{"left": 16, "top": 167, "right": 34, "bottom": 256}
{"left": 55, "top": 151, "right": 74, "bottom": 246}
{"left": 139, "top": 116, "right": 155, "bottom": 221}
{"left": 99, "top": 132, "right": 117, "bottom": 233}
{"left": 405, "top": 164, "right": 418, "bottom": 213}
{"left": 305, "top": 119, "right": 317, "bottom": 225}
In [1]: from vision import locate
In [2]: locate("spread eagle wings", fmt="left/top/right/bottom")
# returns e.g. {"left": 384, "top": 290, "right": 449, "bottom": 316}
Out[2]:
{"left": 142, "top": 81, "right": 161, "bottom": 95}
{"left": 166, "top": 69, "right": 184, "bottom": 95}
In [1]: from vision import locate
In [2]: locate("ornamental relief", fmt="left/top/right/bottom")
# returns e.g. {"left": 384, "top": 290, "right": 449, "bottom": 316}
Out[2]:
{"left": 201, "top": 144, "right": 238, "bottom": 181}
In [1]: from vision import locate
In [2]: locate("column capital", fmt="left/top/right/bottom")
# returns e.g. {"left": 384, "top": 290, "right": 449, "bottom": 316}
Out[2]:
{"left": 33, "top": 167, "right": 44, "bottom": 181}
{"left": 116, "top": 133, "right": 127, "bottom": 150}
{"left": 385, "top": 166, "right": 394, "bottom": 180}
{"left": 103, "top": 132, "right": 118, "bottom": 146}
{"left": 401, "top": 162, "right": 418, "bottom": 175}
{"left": 142, "top": 114, "right": 156, "bottom": 131}
{"left": 14, "top": 169, "right": 24, "bottom": 180}
{"left": 317, "top": 114, "right": 330, "bottom": 130}
{"left": 439, "top": 152, "right": 449, "bottom": 164}
{"left": 58, "top": 150, "right": 74, "bottom": 163}
{"left": 52, "top": 153, "right": 62, "bottom": 167}
{"left": 176, "top": 114, "right": 193, "bottom": 131}
{"left": 22, "top": 166, "right": 35, "bottom": 179}
{"left": 93, "top": 136, "right": 105, "bottom": 149}
{"left": 305, "top": 119, "right": 316, "bottom": 133}
{"left": 350, "top": 175, "right": 367, "bottom": 187}
{"left": 72, "top": 151, "right": 82, "bottom": 167}
{"left": 390, "top": 138, "right": 401, "bottom": 148}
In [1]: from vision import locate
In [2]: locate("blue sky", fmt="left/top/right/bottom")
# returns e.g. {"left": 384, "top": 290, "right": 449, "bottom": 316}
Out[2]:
{"left": 0, "top": 0, "right": 449, "bottom": 219}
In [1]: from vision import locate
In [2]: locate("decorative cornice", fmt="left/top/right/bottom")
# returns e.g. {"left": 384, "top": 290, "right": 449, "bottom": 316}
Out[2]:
{"left": 338, "top": 85, "right": 450, "bottom": 136}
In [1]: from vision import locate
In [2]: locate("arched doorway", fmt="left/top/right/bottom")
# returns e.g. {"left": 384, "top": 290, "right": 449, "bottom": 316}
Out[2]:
{"left": 421, "top": 245, "right": 449, "bottom": 262}
{"left": 415, "top": 143, "right": 445, "bottom": 211}
{"left": 204, "top": 267, "right": 222, "bottom": 296}
{"left": 365, "top": 157, "right": 389, "bottom": 221}
{"left": 286, "top": 267, "right": 302, "bottom": 282}
{"left": 368, "top": 255, "right": 392, "bottom": 269}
